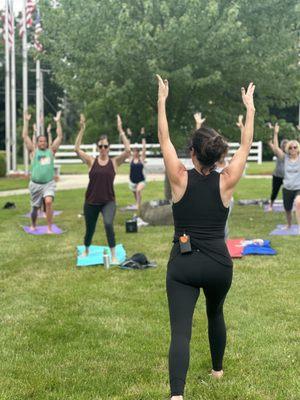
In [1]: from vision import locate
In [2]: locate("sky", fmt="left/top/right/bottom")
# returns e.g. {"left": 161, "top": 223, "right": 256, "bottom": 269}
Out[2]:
{"left": 0, "top": 0, "right": 23, "bottom": 13}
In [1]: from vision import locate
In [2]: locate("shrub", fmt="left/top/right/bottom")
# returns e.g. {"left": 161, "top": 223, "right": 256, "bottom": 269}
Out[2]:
{"left": 0, "top": 151, "right": 6, "bottom": 177}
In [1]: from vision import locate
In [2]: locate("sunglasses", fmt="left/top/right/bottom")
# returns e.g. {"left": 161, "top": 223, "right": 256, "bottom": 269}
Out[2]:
{"left": 98, "top": 144, "right": 109, "bottom": 149}
{"left": 289, "top": 146, "right": 297, "bottom": 150}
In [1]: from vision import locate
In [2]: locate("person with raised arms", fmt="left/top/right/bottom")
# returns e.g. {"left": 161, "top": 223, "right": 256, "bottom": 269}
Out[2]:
{"left": 128, "top": 127, "right": 147, "bottom": 213}
{"left": 266, "top": 122, "right": 288, "bottom": 211}
{"left": 156, "top": 74, "right": 255, "bottom": 399}
{"left": 75, "top": 114, "right": 131, "bottom": 263}
{"left": 272, "top": 128, "right": 300, "bottom": 233}
{"left": 22, "top": 111, "right": 63, "bottom": 234}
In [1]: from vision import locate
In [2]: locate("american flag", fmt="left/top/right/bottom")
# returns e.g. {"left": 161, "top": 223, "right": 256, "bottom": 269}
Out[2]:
{"left": 34, "top": 9, "right": 43, "bottom": 52}
{"left": 19, "top": 0, "right": 36, "bottom": 38}
{"left": 3, "top": 0, "right": 14, "bottom": 49}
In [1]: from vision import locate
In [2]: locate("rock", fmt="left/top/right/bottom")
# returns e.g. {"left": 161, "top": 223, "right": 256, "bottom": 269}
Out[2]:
{"left": 140, "top": 200, "right": 173, "bottom": 226}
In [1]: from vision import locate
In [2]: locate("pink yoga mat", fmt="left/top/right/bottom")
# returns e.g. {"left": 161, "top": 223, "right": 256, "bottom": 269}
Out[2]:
{"left": 22, "top": 224, "right": 64, "bottom": 235}
{"left": 226, "top": 238, "right": 244, "bottom": 258}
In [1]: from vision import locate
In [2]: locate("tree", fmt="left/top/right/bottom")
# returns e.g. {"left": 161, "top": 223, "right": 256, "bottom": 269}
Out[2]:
{"left": 37, "top": 0, "right": 300, "bottom": 146}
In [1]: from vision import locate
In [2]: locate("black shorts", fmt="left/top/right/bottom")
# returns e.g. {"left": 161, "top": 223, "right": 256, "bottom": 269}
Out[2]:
{"left": 282, "top": 188, "right": 300, "bottom": 211}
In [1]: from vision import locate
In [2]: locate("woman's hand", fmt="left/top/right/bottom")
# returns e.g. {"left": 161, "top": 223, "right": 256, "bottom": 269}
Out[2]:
{"left": 156, "top": 74, "right": 169, "bottom": 101}
{"left": 194, "top": 112, "right": 206, "bottom": 129}
{"left": 126, "top": 128, "right": 132, "bottom": 137}
{"left": 53, "top": 110, "right": 62, "bottom": 123}
{"left": 241, "top": 82, "right": 255, "bottom": 111}
{"left": 274, "top": 122, "right": 280, "bottom": 135}
{"left": 236, "top": 115, "right": 244, "bottom": 130}
{"left": 24, "top": 112, "right": 31, "bottom": 122}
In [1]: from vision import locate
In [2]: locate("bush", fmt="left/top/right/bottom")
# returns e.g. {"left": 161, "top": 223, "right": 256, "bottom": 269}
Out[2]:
{"left": 0, "top": 151, "right": 6, "bottom": 177}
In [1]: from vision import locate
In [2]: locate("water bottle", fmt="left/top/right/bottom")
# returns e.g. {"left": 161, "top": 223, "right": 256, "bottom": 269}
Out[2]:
{"left": 103, "top": 250, "right": 110, "bottom": 270}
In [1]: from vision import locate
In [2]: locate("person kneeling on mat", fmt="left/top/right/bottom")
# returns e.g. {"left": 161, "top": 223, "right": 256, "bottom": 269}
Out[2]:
{"left": 75, "top": 114, "right": 131, "bottom": 263}
{"left": 157, "top": 75, "right": 256, "bottom": 400}
{"left": 22, "top": 111, "right": 63, "bottom": 234}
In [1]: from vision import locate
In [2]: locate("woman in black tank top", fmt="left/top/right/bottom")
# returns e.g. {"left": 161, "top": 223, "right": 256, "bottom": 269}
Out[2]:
{"left": 75, "top": 114, "right": 130, "bottom": 263}
{"left": 129, "top": 129, "right": 147, "bottom": 213}
{"left": 156, "top": 75, "right": 256, "bottom": 399}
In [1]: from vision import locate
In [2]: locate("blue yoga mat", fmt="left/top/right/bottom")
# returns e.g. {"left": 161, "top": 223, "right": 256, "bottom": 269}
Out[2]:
{"left": 270, "top": 225, "right": 299, "bottom": 236}
{"left": 76, "top": 244, "right": 126, "bottom": 267}
{"left": 242, "top": 240, "right": 276, "bottom": 256}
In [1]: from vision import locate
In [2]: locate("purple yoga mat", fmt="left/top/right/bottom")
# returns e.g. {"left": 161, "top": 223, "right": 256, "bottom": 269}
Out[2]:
{"left": 270, "top": 225, "right": 299, "bottom": 236}
{"left": 23, "top": 210, "right": 62, "bottom": 218}
{"left": 22, "top": 224, "right": 63, "bottom": 235}
{"left": 264, "top": 204, "right": 295, "bottom": 212}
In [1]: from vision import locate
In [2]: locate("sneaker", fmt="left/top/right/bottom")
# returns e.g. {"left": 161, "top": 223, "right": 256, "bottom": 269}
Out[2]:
{"left": 137, "top": 217, "right": 149, "bottom": 227}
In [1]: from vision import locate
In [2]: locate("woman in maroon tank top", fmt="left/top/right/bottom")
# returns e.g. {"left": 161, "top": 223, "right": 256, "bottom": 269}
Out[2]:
{"left": 75, "top": 114, "right": 130, "bottom": 263}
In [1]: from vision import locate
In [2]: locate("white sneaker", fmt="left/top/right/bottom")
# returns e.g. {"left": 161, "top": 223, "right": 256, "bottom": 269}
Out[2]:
{"left": 137, "top": 217, "right": 149, "bottom": 227}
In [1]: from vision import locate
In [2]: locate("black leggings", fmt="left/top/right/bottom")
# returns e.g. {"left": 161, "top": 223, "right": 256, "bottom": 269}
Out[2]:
{"left": 84, "top": 202, "right": 116, "bottom": 248}
{"left": 167, "top": 245, "right": 233, "bottom": 397}
{"left": 270, "top": 175, "right": 283, "bottom": 203}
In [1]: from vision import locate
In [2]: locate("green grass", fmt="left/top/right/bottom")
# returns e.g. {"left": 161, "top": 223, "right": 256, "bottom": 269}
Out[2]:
{"left": 17, "top": 163, "right": 130, "bottom": 176}
{"left": 0, "top": 176, "right": 29, "bottom": 191}
{"left": 0, "top": 179, "right": 299, "bottom": 399}
{"left": 15, "top": 160, "right": 273, "bottom": 176}
{"left": 246, "top": 161, "right": 274, "bottom": 175}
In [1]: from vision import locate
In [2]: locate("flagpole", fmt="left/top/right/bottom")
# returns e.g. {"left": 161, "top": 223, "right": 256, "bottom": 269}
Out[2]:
{"left": 40, "top": 68, "right": 44, "bottom": 135}
{"left": 22, "top": 0, "right": 29, "bottom": 173}
{"left": 4, "top": 0, "right": 11, "bottom": 174}
{"left": 10, "top": 0, "right": 17, "bottom": 172}
{"left": 36, "top": 58, "right": 41, "bottom": 136}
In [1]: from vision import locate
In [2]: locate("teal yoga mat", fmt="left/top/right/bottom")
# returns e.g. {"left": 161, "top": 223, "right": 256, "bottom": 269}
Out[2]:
{"left": 76, "top": 244, "right": 126, "bottom": 267}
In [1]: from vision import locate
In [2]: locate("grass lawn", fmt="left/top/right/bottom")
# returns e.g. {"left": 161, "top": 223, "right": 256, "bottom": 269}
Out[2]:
{"left": 15, "top": 160, "right": 273, "bottom": 176}
{"left": 0, "top": 176, "right": 29, "bottom": 191}
{"left": 16, "top": 163, "right": 131, "bottom": 176}
{"left": 0, "top": 179, "right": 298, "bottom": 399}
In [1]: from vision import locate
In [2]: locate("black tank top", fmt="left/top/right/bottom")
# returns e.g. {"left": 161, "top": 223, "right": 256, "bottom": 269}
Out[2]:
{"left": 172, "top": 169, "right": 233, "bottom": 267}
{"left": 85, "top": 158, "right": 116, "bottom": 204}
{"left": 130, "top": 160, "right": 145, "bottom": 183}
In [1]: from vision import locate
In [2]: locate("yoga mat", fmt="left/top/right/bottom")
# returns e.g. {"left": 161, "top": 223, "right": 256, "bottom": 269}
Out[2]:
{"left": 263, "top": 202, "right": 295, "bottom": 212}
{"left": 23, "top": 224, "right": 63, "bottom": 235}
{"left": 76, "top": 244, "right": 126, "bottom": 267}
{"left": 120, "top": 204, "right": 138, "bottom": 212}
{"left": 242, "top": 240, "right": 276, "bottom": 256}
{"left": 270, "top": 225, "right": 299, "bottom": 236}
{"left": 226, "top": 238, "right": 244, "bottom": 258}
{"left": 23, "top": 210, "right": 62, "bottom": 218}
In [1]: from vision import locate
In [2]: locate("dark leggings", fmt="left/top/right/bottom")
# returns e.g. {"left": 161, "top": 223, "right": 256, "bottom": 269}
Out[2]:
{"left": 270, "top": 175, "right": 283, "bottom": 203}
{"left": 84, "top": 202, "right": 116, "bottom": 248}
{"left": 167, "top": 246, "right": 233, "bottom": 397}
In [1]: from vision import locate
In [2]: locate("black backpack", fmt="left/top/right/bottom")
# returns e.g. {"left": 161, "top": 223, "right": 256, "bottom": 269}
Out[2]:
{"left": 120, "top": 253, "right": 157, "bottom": 270}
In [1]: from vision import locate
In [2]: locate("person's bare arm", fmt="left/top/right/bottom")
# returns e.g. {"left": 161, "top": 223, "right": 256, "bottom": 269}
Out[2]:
{"left": 140, "top": 127, "right": 147, "bottom": 162}
{"left": 32, "top": 123, "right": 37, "bottom": 147}
{"left": 51, "top": 111, "right": 63, "bottom": 153}
{"left": 47, "top": 123, "right": 53, "bottom": 147}
{"left": 221, "top": 83, "right": 256, "bottom": 193}
{"left": 156, "top": 75, "right": 186, "bottom": 188}
{"left": 22, "top": 112, "right": 34, "bottom": 152}
{"left": 114, "top": 114, "right": 131, "bottom": 167}
{"left": 271, "top": 123, "right": 285, "bottom": 160}
{"left": 194, "top": 112, "right": 206, "bottom": 130}
{"left": 74, "top": 114, "right": 94, "bottom": 168}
